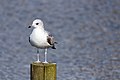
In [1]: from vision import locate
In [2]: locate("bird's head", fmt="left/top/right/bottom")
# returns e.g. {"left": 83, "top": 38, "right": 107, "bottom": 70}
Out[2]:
{"left": 28, "top": 19, "right": 44, "bottom": 29}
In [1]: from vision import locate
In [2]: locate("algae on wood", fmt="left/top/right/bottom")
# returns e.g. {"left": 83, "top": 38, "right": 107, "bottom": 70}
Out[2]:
{"left": 30, "top": 62, "right": 56, "bottom": 80}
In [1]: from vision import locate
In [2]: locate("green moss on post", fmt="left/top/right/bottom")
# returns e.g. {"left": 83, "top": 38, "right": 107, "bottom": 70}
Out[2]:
{"left": 30, "top": 62, "right": 56, "bottom": 80}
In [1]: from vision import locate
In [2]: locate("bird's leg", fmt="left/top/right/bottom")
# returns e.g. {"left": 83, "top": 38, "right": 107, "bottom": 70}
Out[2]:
{"left": 36, "top": 49, "right": 40, "bottom": 62}
{"left": 44, "top": 48, "right": 48, "bottom": 63}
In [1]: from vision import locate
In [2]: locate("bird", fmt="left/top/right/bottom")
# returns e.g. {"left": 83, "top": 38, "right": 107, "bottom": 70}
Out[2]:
{"left": 28, "top": 19, "right": 57, "bottom": 63}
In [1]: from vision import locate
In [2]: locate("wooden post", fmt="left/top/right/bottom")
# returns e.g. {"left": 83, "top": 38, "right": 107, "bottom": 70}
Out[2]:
{"left": 30, "top": 62, "right": 56, "bottom": 80}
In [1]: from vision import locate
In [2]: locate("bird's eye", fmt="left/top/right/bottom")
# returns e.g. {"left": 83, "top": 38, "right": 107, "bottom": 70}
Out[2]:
{"left": 36, "top": 23, "right": 39, "bottom": 25}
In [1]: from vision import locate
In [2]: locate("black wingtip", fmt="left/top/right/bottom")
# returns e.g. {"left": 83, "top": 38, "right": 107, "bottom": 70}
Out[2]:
{"left": 51, "top": 45, "right": 56, "bottom": 49}
{"left": 54, "top": 42, "right": 58, "bottom": 44}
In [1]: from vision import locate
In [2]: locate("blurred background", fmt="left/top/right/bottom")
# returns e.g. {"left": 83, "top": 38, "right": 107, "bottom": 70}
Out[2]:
{"left": 0, "top": 0, "right": 120, "bottom": 80}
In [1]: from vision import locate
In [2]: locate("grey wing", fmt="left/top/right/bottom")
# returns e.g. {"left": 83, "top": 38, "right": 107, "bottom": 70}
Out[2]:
{"left": 46, "top": 31, "right": 57, "bottom": 49}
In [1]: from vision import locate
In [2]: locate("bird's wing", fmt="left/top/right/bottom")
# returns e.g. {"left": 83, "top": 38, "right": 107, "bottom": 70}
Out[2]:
{"left": 29, "top": 37, "right": 30, "bottom": 42}
{"left": 46, "top": 31, "right": 57, "bottom": 49}
{"left": 46, "top": 31, "right": 54, "bottom": 45}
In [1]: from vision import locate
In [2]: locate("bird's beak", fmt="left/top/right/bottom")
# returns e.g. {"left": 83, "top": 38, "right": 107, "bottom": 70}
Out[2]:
{"left": 28, "top": 26, "right": 31, "bottom": 28}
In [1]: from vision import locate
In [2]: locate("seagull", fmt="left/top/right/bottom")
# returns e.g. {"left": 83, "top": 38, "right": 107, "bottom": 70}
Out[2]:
{"left": 28, "top": 19, "right": 57, "bottom": 63}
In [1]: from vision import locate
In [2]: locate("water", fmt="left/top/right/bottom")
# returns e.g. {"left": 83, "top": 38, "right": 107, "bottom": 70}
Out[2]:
{"left": 0, "top": 0, "right": 120, "bottom": 80}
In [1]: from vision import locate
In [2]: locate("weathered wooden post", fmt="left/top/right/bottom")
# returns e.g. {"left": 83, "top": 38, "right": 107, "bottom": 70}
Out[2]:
{"left": 30, "top": 62, "right": 56, "bottom": 80}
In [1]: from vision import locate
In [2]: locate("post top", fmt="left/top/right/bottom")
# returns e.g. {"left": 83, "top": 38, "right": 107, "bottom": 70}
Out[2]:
{"left": 31, "top": 62, "right": 56, "bottom": 66}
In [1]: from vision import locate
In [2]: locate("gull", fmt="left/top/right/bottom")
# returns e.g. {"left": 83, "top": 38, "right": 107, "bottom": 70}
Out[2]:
{"left": 28, "top": 19, "right": 57, "bottom": 63}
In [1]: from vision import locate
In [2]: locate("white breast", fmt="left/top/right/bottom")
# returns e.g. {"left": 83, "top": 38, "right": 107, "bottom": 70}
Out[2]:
{"left": 29, "top": 28, "right": 50, "bottom": 48}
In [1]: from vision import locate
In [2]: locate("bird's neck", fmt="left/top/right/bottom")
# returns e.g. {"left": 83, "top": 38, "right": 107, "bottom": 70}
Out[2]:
{"left": 36, "top": 27, "right": 45, "bottom": 31}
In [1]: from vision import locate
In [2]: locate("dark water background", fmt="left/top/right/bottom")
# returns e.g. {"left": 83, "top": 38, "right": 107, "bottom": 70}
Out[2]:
{"left": 0, "top": 0, "right": 120, "bottom": 80}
